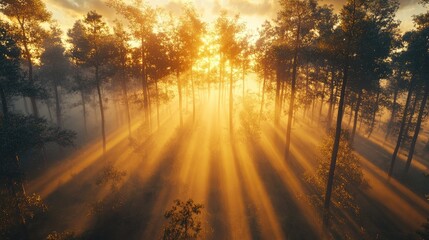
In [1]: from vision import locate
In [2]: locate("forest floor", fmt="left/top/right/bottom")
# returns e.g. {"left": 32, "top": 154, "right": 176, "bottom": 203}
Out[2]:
{"left": 23, "top": 91, "right": 429, "bottom": 240}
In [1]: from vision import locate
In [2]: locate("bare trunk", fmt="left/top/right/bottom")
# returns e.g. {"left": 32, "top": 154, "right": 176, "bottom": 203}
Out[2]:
{"left": 80, "top": 90, "right": 88, "bottom": 137}
{"left": 259, "top": 69, "right": 267, "bottom": 120}
{"left": 155, "top": 78, "right": 160, "bottom": 129}
{"left": 351, "top": 89, "right": 362, "bottom": 144}
{"left": 388, "top": 78, "right": 415, "bottom": 177}
{"left": 385, "top": 87, "right": 398, "bottom": 141}
{"left": 96, "top": 66, "right": 106, "bottom": 154}
{"left": 327, "top": 69, "right": 335, "bottom": 129}
{"left": 229, "top": 63, "right": 233, "bottom": 133}
{"left": 191, "top": 68, "right": 196, "bottom": 123}
{"left": 177, "top": 71, "right": 183, "bottom": 127}
{"left": 404, "top": 84, "right": 428, "bottom": 173}
{"left": 285, "top": 20, "right": 301, "bottom": 157}
{"left": 54, "top": 83, "right": 62, "bottom": 128}
{"left": 367, "top": 88, "right": 381, "bottom": 138}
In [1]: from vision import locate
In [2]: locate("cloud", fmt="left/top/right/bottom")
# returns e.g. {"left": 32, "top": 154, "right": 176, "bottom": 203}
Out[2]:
{"left": 227, "top": 0, "right": 274, "bottom": 15}
{"left": 46, "top": 0, "right": 116, "bottom": 22}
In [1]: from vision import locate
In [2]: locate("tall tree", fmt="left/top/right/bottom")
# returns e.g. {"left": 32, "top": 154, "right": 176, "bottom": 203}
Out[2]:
{"left": 40, "top": 24, "right": 70, "bottom": 128}
{"left": 276, "top": 0, "right": 317, "bottom": 157}
{"left": 0, "top": 0, "right": 51, "bottom": 117}
{"left": 108, "top": 0, "right": 156, "bottom": 122}
{"left": 215, "top": 12, "right": 244, "bottom": 132}
{"left": 68, "top": 11, "right": 114, "bottom": 153}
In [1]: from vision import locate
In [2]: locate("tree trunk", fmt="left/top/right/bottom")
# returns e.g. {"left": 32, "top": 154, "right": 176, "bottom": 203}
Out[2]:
{"left": 327, "top": 69, "right": 335, "bottom": 129}
{"left": 54, "top": 83, "right": 62, "bottom": 128}
{"left": 285, "top": 20, "right": 301, "bottom": 157}
{"left": 177, "top": 71, "right": 183, "bottom": 127}
{"left": 275, "top": 63, "right": 282, "bottom": 125}
{"left": 154, "top": 78, "right": 160, "bottom": 129}
{"left": 95, "top": 66, "right": 106, "bottom": 154}
{"left": 388, "top": 78, "right": 415, "bottom": 177}
{"left": 121, "top": 77, "right": 132, "bottom": 137}
{"left": 80, "top": 90, "right": 88, "bottom": 137}
{"left": 385, "top": 87, "right": 398, "bottom": 141}
{"left": 191, "top": 68, "right": 196, "bottom": 123}
{"left": 319, "top": 82, "right": 326, "bottom": 120}
{"left": 0, "top": 83, "right": 8, "bottom": 117}
{"left": 351, "top": 89, "right": 362, "bottom": 144}
{"left": 404, "top": 84, "right": 428, "bottom": 173}
{"left": 229, "top": 63, "right": 233, "bottom": 133}
{"left": 259, "top": 69, "right": 267, "bottom": 120}
{"left": 323, "top": 49, "right": 350, "bottom": 228}
{"left": 402, "top": 93, "right": 419, "bottom": 148}
{"left": 367, "top": 88, "right": 380, "bottom": 138}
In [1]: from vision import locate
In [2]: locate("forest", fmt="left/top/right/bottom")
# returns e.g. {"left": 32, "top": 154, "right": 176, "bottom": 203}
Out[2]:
{"left": 1, "top": 0, "right": 429, "bottom": 239}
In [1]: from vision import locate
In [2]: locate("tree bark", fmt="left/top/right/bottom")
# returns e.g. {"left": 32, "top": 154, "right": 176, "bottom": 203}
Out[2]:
{"left": 229, "top": 63, "right": 233, "bottom": 133}
{"left": 53, "top": 83, "right": 62, "bottom": 128}
{"left": 285, "top": 19, "right": 301, "bottom": 157}
{"left": 351, "top": 89, "right": 362, "bottom": 144}
{"left": 404, "top": 83, "right": 428, "bottom": 173}
{"left": 259, "top": 69, "right": 267, "bottom": 120}
{"left": 385, "top": 87, "right": 398, "bottom": 141}
{"left": 95, "top": 66, "right": 106, "bottom": 154}
{"left": 177, "top": 71, "right": 183, "bottom": 127}
{"left": 388, "top": 78, "right": 415, "bottom": 177}
{"left": 367, "top": 88, "right": 380, "bottom": 138}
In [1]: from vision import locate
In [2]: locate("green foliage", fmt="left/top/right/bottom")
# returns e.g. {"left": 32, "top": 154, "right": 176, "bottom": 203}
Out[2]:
{"left": 162, "top": 199, "right": 204, "bottom": 240}
{"left": 305, "top": 131, "right": 368, "bottom": 215}
{"left": 0, "top": 114, "right": 75, "bottom": 159}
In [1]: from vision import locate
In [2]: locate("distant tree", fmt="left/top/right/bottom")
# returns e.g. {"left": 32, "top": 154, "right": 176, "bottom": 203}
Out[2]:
{"left": 108, "top": 0, "right": 156, "bottom": 122}
{"left": 276, "top": 0, "right": 318, "bottom": 156}
{"left": 162, "top": 199, "right": 204, "bottom": 240}
{"left": 215, "top": 12, "right": 244, "bottom": 132}
{"left": 68, "top": 11, "right": 115, "bottom": 153}
{"left": 40, "top": 24, "right": 70, "bottom": 128}
{"left": 112, "top": 22, "right": 133, "bottom": 136}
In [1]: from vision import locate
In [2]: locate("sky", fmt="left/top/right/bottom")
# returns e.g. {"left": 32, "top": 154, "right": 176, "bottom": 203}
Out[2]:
{"left": 45, "top": 0, "right": 427, "bottom": 35}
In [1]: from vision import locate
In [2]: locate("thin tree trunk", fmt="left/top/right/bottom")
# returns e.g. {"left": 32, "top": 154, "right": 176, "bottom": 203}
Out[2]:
{"left": 368, "top": 88, "right": 381, "bottom": 138}
{"left": 351, "top": 89, "right": 362, "bottom": 144}
{"left": 275, "top": 64, "right": 282, "bottom": 125}
{"left": 404, "top": 84, "right": 428, "bottom": 173}
{"left": 95, "top": 66, "right": 106, "bottom": 154}
{"left": 385, "top": 87, "right": 398, "bottom": 141}
{"left": 155, "top": 78, "right": 160, "bottom": 129}
{"left": 285, "top": 20, "right": 301, "bottom": 157}
{"left": 259, "top": 70, "right": 267, "bottom": 120}
{"left": 0, "top": 83, "right": 8, "bottom": 117}
{"left": 46, "top": 101, "right": 53, "bottom": 122}
{"left": 122, "top": 78, "right": 131, "bottom": 137}
{"left": 53, "top": 83, "right": 62, "bottom": 128}
{"left": 229, "top": 63, "right": 233, "bottom": 133}
{"left": 319, "top": 82, "right": 326, "bottom": 120}
{"left": 177, "top": 71, "right": 183, "bottom": 127}
{"left": 191, "top": 68, "right": 196, "bottom": 123}
{"left": 23, "top": 96, "right": 29, "bottom": 115}
{"left": 388, "top": 78, "right": 415, "bottom": 177}
{"left": 327, "top": 69, "right": 335, "bottom": 129}
{"left": 80, "top": 90, "right": 88, "bottom": 137}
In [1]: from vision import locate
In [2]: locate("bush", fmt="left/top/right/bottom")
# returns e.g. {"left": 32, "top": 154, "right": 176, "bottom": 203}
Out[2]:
{"left": 305, "top": 131, "right": 368, "bottom": 215}
{"left": 162, "top": 199, "right": 204, "bottom": 240}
